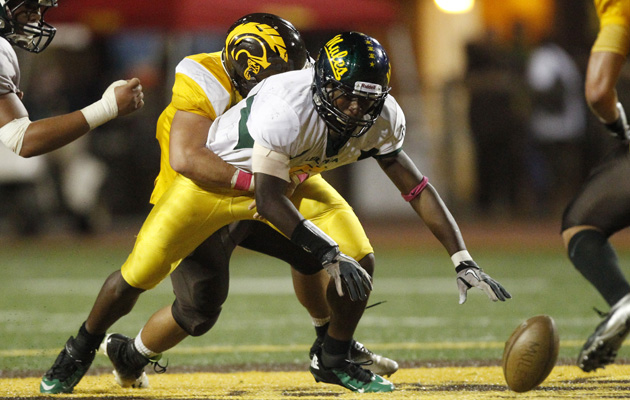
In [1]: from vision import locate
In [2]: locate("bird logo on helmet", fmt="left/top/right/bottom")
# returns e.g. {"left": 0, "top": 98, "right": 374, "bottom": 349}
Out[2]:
{"left": 222, "top": 13, "right": 309, "bottom": 97}
{"left": 227, "top": 22, "right": 288, "bottom": 81}
{"left": 313, "top": 31, "right": 391, "bottom": 138}
{"left": 0, "top": 0, "right": 57, "bottom": 53}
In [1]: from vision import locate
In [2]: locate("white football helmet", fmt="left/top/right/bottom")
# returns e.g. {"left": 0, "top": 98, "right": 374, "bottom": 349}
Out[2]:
{"left": 0, "top": 0, "right": 57, "bottom": 53}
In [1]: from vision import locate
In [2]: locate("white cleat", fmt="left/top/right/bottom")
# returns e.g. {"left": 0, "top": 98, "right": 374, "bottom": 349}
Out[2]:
{"left": 350, "top": 340, "right": 399, "bottom": 377}
{"left": 578, "top": 294, "right": 630, "bottom": 372}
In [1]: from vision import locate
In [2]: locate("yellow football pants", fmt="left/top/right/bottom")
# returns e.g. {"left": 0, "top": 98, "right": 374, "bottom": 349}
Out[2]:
{"left": 121, "top": 174, "right": 373, "bottom": 289}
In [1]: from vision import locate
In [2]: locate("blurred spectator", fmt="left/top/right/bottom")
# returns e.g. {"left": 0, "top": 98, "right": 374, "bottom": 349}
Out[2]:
{"left": 90, "top": 31, "right": 165, "bottom": 216}
{"left": 525, "top": 40, "right": 587, "bottom": 216}
{"left": 464, "top": 29, "right": 529, "bottom": 217}
{"left": 0, "top": 145, "right": 47, "bottom": 235}
{"left": 22, "top": 48, "right": 109, "bottom": 233}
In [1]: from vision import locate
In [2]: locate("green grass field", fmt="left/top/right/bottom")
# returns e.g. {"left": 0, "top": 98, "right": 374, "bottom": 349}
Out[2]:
{"left": 0, "top": 221, "right": 627, "bottom": 375}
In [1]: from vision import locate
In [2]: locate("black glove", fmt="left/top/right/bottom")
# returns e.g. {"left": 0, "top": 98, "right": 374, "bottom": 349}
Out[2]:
{"left": 324, "top": 253, "right": 373, "bottom": 301}
{"left": 456, "top": 261, "right": 511, "bottom": 304}
{"left": 291, "top": 219, "right": 372, "bottom": 301}
{"left": 605, "top": 102, "right": 630, "bottom": 141}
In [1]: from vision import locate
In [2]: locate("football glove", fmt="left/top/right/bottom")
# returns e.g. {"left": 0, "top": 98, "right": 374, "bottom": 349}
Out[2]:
{"left": 291, "top": 219, "right": 372, "bottom": 301}
{"left": 605, "top": 102, "right": 630, "bottom": 141}
{"left": 324, "top": 253, "right": 373, "bottom": 301}
{"left": 456, "top": 261, "right": 511, "bottom": 304}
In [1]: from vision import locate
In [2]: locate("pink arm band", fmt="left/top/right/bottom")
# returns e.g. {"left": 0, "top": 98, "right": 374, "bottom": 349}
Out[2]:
{"left": 232, "top": 170, "right": 254, "bottom": 191}
{"left": 401, "top": 176, "right": 429, "bottom": 202}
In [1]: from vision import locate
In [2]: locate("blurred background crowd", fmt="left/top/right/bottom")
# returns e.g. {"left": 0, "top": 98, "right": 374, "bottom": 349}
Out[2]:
{"left": 0, "top": 0, "right": 624, "bottom": 236}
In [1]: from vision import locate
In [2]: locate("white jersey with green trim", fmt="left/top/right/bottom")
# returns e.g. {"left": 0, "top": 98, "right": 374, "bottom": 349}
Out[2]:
{"left": 0, "top": 37, "right": 20, "bottom": 96}
{"left": 206, "top": 68, "right": 406, "bottom": 177}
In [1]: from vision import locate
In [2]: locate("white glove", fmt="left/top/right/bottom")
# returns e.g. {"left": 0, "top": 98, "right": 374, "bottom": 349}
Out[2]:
{"left": 456, "top": 261, "right": 511, "bottom": 304}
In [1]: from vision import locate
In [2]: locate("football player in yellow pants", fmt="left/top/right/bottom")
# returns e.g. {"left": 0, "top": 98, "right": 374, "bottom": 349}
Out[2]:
{"left": 41, "top": 14, "right": 395, "bottom": 395}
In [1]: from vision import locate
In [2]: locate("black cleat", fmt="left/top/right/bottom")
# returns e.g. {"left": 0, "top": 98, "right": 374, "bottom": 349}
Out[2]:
{"left": 40, "top": 336, "right": 96, "bottom": 394}
{"left": 101, "top": 333, "right": 165, "bottom": 388}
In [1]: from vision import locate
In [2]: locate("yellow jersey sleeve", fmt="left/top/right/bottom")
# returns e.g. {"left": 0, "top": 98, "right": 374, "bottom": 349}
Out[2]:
{"left": 151, "top": 52, "right": 242, "bottom": 205}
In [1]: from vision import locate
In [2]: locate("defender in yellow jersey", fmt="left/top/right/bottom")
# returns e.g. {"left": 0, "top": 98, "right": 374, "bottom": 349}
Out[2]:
{"left": 561, "top": 0, "right": 630, "bottom": 372}
{"left": 42, "top": 14, "right": 395, "bottom": 395}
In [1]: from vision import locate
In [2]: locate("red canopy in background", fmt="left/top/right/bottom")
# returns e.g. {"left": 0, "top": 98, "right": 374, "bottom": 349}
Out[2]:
{"left": 48, "top": 0, "right": 399, "bottom": 33}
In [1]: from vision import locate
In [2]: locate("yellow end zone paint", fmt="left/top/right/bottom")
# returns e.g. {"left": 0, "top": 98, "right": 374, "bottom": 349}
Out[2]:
{"left": 3, "top": 365, "right": 630, "bottom": 399}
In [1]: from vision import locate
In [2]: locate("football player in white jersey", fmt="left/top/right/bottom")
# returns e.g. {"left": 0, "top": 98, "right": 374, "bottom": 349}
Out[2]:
{"left": 48, "top": 31, "right": 507, "bottom": 393}
{"left": 243, "top": 31, "right": 510, "bottom": 392}
{"left": 0, "top": 0, "right": 143, "bottom": 157}
{"left": 41, "top": 15, "right": 395, "bottom": 395}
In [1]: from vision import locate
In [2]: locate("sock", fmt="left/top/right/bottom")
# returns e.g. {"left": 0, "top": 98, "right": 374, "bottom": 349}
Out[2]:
{"left": 312, "top": 318, "right": 330, "bottom": 339}
{"left": 321, "top": 335, "right": 352, "bottom": 368}
{"left": 74, "top": 322, "right": 105, "bottom": 354}
{"left": 568, "top": 229, "right": 630, "bottom": 306}
{"left": 134, "top": 330, "right": 161, "bottom": 359}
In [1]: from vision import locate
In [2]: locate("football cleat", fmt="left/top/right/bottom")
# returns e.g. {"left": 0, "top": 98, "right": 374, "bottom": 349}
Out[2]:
{"left": 100, "top": 333, "right": 164, "bottom": 388}
{"left": 309, "top": 336, "right": 399, "bottom": 377}
{"left": 309, "top": 336, "right": 324, "bottom": 360}
{"left": 309, "top": 349, "right": 394, "bottom": 393}
{"left": 350, "top": 340, "right": 399, "bottom": 377}
{"left": 40, "top": 336, "right": 96, "bottom": 394}
{"left": 578, "top": 294, "right": 630, "bottom": 372}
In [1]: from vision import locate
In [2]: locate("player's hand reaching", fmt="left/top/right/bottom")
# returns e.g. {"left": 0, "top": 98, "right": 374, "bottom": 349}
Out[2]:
{"left": 456, "top": 261, "right": 511, "bottom": 304}
{"left": 324, "top": 253, "right": 373, "bottom": 301}
{"left": 115, "top": 78, "right": 145, "bottom": 116}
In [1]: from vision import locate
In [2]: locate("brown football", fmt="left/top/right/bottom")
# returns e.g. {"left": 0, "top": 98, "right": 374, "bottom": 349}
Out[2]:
{"left": 502, "top": 315, "right": 559, "bottom": 392}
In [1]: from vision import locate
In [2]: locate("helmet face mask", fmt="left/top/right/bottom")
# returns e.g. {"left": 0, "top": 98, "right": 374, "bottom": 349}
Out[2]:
{"left": 222, "top": 13, "right": 309, "bottom": 97}
{"left": 0, "top": 0, "right": 57, "bottom": 53}
{"left": 312, "top": 31, "right": 391, "bottom": 138}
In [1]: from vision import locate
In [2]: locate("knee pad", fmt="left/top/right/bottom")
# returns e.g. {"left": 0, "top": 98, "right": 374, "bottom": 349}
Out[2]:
{"left": 170, "top": 233, "right": 231, "bottom": 337}
{"left": 172, "top": 299, "right": 222, "bottom": 337}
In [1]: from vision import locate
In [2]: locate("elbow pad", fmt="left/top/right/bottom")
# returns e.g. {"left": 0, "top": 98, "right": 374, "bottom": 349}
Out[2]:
{"left": 252, "top": 142, "right": 290, "bottom": 182}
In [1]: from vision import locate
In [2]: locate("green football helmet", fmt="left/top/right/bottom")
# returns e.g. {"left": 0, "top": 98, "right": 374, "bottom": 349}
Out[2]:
{"left": 312, "top": 31, "right": 391, "bottom": 138}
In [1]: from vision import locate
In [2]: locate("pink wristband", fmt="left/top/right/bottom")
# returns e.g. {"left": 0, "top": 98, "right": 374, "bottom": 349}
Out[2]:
{"left": 295, "top": 173, "right": 308, "bottom": 183}
{"left": 401, "top": 176, "right": 428, "bottom": 202}
{"left": 232, "top": 170, "right": 253, "bottom": 191}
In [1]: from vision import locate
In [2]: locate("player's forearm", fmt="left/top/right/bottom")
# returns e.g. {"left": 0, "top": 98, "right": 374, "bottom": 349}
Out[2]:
{"left": 19, "top": 111, "right": 89, "bottom": 157}
{"left": 254, "top": 172, "right": 301, "bottom": 235}
{"left": 588, "top": 89, "right": 619, "bottom": 124}
{"left": 171, "top": 146, "right": 236, "bottom": 188}
{"left": 585, "top": 51, "right": 625, "bottom": 124}
{"left": 411, "top": 184, "right": 466, "bottom": 256}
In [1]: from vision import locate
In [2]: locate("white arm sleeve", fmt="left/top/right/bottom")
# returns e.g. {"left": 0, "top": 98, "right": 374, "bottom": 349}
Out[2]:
{"left": 0, "top": 116, "right": 30, "bottom": 155}
{"left": 252, "top": 142, "right": 290, "bottom": 182}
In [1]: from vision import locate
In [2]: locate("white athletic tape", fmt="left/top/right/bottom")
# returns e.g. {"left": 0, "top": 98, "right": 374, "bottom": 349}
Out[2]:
{"left": 450, "top": 250, "right": 472, "bottom": 268}
{"left": 80, "top": 80, "right": 126, "bottom": 130}
{"left": 0, "top": 116, "right": 30, "bottom": 154}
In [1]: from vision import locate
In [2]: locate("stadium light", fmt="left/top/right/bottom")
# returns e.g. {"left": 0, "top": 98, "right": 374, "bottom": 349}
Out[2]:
{"left": 434, "top": 0, "right": 474, "bottom": 14}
